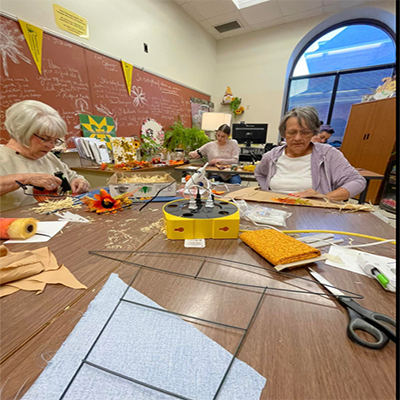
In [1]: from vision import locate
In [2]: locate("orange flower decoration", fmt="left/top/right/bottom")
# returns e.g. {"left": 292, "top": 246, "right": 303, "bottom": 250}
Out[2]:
{"left": 82, "top": 189, "right": 125, "bottom": 214}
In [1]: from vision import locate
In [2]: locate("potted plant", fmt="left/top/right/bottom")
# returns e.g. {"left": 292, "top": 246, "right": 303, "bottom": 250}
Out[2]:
{"left": 163, "top": 116, "right": 209, "bottom": 155}
{"left": 141, "top": 135, "right": 160, "bottom": 161}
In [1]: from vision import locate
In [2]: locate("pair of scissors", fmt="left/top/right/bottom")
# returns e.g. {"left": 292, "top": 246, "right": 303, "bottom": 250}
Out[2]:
{"left": 308, "top": 268, "right": 396, "bottom": 350}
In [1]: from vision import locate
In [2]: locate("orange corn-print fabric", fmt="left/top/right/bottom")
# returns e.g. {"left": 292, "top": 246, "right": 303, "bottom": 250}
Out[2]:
{"left": 240, "top": 229, "right": 321, "bottom": 265}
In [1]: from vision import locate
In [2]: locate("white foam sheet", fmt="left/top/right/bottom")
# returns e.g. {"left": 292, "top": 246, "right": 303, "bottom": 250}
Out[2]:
{"left": 22, "top": 274, "right": 266, "bottom": 400}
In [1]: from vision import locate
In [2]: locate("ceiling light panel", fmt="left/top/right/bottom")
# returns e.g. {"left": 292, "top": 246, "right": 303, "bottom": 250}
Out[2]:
{"left": 232, "top": 0, "right": 270, "bottom": 9}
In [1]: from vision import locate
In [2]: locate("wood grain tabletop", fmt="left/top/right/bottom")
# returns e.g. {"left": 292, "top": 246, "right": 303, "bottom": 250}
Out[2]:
{"left": 0, "top": 194, "right": 396, "bottom": 400}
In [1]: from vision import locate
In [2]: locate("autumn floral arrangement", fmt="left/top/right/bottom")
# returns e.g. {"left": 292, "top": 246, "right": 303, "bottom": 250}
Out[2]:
{"left": 221, "top": 86, "right": 244, "bottom": 118}
{"left": 81, "top": 189, "right": 136, "bottom": 214}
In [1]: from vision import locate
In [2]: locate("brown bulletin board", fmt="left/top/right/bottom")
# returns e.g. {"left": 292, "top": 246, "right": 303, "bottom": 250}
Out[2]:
{"left": 0, "top": 15, "right": 210, "bottom": 148}
{"left": 0, "top": 16, "right": 93, "bottom": 147}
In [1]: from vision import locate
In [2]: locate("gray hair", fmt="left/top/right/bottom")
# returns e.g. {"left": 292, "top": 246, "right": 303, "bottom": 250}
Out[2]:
{"left": 5, "top": 100, "right": 68, "bottom": 147}
{"left": 279, "top": 106, "right": 322, "bottom": 137}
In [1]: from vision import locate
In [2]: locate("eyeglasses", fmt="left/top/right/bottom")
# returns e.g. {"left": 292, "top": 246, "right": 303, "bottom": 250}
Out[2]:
{"left": 285, "top": 130, "right": 314, "bottom": 137}
{"left": 33, "top": 133, "right": 64, "bottom": 146}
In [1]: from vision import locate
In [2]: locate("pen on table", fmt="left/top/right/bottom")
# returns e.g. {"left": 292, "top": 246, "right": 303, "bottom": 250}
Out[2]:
{"left": 370, "top": 267, "right": 390, "bottom": 289}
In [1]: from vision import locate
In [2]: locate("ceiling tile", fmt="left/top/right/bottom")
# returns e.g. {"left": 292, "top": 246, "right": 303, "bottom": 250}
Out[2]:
{"left": 189, "top": 0, "right": 238, "bottom": 20}
{"left": 284, "top": 7, "right": 323, "bottom": 23}
{"left": 199, "top": 19, "right": 218, "bottom": 35}
{"left": 239, "top": 0, "right": 283, "bottom": 25}
{"left": 206, "top": 10, "right": 250, "bottom": 28}
{"left": 323, "top": 0, "right": 342, "bottom": 4}
{"left": 323, "top": 0, "right": 366, "bottom": 14}
{"left": 339, "top": 0, "right": 366, "bottom": 8}
{"left": 215, "top": 26, "right": 253, "bottom": 39}
{"left": 250, "top": 16, "right": 286, "bottom": 30}
{"left": 277, "top": 0, "right": 323, "bottom": 17}
{"left": 181, "top": 2, "right": 206, "bottom": 21}
{"left": 322, "top": 3, "right": 338, "bottom": 13}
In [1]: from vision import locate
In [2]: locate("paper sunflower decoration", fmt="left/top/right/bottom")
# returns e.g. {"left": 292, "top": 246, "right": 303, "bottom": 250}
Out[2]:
{"left": 81, "top": 189, "right": 134, "bottom": 214}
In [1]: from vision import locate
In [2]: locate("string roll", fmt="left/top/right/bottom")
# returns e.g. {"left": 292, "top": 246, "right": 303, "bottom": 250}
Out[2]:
{"left": 0, "top": 218, "right": 38, "bottom": 239}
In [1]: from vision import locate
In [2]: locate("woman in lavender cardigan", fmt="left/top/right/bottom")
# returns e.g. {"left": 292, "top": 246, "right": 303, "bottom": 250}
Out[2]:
{"left": 254, "top": 106, "right": 366, "bottom": 201}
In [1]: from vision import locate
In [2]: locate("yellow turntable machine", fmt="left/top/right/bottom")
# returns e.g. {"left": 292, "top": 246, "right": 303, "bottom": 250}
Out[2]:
{"left": 163, "top": 198, "right": 240, "bottom": 240}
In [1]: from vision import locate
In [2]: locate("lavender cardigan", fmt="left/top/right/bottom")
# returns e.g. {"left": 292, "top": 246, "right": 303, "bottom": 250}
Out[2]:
{"left": 254, "top": 143, "right": 366, "bottom": 198}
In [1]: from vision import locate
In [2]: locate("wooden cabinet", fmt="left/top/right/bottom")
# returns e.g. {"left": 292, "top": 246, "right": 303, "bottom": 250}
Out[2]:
{"left": 340, "top": 98, "right": 396, "bottom": 204}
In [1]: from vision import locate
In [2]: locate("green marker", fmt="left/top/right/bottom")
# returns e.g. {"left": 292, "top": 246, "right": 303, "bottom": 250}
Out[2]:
{"left": 371, "top": 268, "right": 390, "bottom": 288}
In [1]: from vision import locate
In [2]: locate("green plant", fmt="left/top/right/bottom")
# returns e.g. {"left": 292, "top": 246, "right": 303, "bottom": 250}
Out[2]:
{"left": 141, "top": 136, "right": 160, "bottom": 161}
{"left": 163, "top": 116, "right": 209, "bottom": 152}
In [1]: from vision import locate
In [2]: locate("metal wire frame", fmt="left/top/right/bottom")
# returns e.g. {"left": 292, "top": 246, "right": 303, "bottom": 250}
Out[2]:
{"left": 59, "top": 260, "right": 267, "bottom": 399}
{"left": 59, "top": 251, "right": 364, "bottom": 399}
{"left": 88, "top": 250, "right": 364, "bottom": 300}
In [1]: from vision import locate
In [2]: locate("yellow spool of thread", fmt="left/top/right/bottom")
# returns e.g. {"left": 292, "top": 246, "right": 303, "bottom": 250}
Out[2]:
{"left": 0, "top": 218, "right": 38, "bottom": 240}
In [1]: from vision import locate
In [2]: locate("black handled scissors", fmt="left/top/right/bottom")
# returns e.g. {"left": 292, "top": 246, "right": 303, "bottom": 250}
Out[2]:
{"left": 309, "top": 268, "right": 396, "bottom": 350}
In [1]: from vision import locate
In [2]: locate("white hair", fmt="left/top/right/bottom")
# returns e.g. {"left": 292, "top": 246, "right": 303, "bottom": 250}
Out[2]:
{"left": 5, "top": 100, "right": 68, "bottom": 147}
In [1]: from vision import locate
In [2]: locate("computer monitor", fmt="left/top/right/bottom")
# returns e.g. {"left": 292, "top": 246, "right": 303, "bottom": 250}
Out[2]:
{"left": 232, "top": 123, "right": 268, "bottom": 146}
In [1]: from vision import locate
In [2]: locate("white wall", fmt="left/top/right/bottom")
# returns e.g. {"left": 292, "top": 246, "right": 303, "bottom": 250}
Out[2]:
{"left": 0, "top": 0, "right": 217, "bottom": 95}
{"left": 214, "top": 1, "right": 395, "bottom": 144}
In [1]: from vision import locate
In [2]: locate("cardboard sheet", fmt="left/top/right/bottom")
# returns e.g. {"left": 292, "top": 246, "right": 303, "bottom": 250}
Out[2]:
{"left": 223, "top": 187, "right": 373, "bottom": 211}
{"left": 22, "top": 274, "right": 266, "bottom": 400}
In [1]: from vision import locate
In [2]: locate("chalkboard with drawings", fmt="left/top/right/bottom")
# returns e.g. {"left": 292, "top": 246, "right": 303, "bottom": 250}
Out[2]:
{"left": 0, "top": 15, "right": 210, "bottom": 148}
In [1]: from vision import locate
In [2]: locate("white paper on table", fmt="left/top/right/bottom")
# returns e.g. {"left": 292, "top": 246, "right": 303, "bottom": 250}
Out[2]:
{"left": 325, "top": 246, "right": 396, "bottom": 277}
{"left": 4, "top": 221, "right": 68, "bottom": 243}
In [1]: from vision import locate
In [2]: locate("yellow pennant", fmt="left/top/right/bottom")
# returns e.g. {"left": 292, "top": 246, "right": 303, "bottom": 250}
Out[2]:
{"left": 121, "top": 60, "right": 133, "bottom": 95}
{"left": 19, "top": 20, "right": 43, "bottom": 74}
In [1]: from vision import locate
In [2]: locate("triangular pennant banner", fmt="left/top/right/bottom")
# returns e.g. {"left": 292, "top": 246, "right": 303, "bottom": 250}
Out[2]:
{"left": 121, "top": 60, "right": 133, "bottom": 95}
{"left": 19, "top": 19, "right": 43, "bottom": 74}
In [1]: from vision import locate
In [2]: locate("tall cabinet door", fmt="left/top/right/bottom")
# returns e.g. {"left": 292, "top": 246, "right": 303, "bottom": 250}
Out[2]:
{"left": 340, "top": 101, "right": 376, "bottom": 167}
{"left": 358, "top": 98, "right": 396, "bottom": 203}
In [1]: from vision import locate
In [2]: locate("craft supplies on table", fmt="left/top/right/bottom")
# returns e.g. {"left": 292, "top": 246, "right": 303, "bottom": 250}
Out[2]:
{"left": 224, "top": 187, "right": 374, "bottom": 211}
{"left": 357, "top": 253, "right": 396, "bottom": 292}
{"left": 325, "top": 247, "right": 396, "bottom": 292}
{"left": 240, "top": 229, "right": 321, "bottom": 271}
{"left": 109, "top": 171, "right": 176, "bottom": 198}
{"left": 308, "top": 268, "right": 396, "bottom": 350}
{"left": 0, "top": 218, "right": 38, "bottom": 240}
{"left": 0, "top": 245, "right": 86, "bottom": 298}
{"left": 21, "top": 274, "right": 266, "bottom": 400}
{"left": 163, "top": 199, "right": 240, "bottom": 240}
{"left": 4, "top": 221, "right": 68, "bottom": 244}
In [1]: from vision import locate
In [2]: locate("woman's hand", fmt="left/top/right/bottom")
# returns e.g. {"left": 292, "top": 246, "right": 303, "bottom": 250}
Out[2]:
{"left": 209, "top": 159, "right": 219, "bottom": 166}
{"left": 188, "top": 151, "right": 200, "bottom": 159}
{"left": 289, "top": 189, "right": 325, "bottom": 199}
{"left": 71, "top": 178, "right": 90, "bottom": 194}
{"left": 27, "top": 174, "right": 62, "bottom": 190}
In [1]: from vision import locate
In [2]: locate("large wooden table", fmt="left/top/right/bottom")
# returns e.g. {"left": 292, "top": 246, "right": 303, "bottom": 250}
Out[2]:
{"left": 0, "top": 191, "right": 396, "bottom": 400}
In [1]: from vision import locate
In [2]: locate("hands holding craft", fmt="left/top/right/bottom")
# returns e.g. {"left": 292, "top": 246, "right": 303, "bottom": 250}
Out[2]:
{"left": 0, "top": 100, "right": 91, "bottom": 211}
{"left": 289, "top": 189, "right": 326, "bottom": 199}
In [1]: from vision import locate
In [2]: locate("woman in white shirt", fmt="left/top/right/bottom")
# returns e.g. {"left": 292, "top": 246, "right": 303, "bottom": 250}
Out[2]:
{"left": 255, "top": 106, "right": 365, "bottom": 201}
{"left": 0, "top": 100, "right": 90, "bottom": 211}
{"left": 189, "top": 124, "right": 241, "bottom": 184}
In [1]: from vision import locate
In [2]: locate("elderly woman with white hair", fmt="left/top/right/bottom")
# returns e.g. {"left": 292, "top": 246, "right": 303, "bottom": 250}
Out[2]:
{"left": 0, "top": 100, "right": 90, "bottom": 211}
{"left": 255, "top": 106, "right": 366, "bottom": 201}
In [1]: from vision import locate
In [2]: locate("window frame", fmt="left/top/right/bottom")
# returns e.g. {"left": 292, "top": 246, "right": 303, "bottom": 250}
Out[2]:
{"left": 284, "top": 19, "right": 396, "bottom": 129}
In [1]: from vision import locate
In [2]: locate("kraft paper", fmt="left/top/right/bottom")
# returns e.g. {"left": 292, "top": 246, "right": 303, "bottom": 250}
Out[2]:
{"left": 0, "top": 245, "right": 87, "bottom": 297}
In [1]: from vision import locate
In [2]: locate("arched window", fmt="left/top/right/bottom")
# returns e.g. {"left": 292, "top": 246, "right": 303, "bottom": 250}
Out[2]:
{"left": 285, "top": 22, "right": 396, "bottom": 146}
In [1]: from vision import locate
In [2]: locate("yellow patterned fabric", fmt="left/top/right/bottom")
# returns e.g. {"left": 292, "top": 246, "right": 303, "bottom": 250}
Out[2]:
{"left": 240, "top": 229, "right": 321, "bottom": 266}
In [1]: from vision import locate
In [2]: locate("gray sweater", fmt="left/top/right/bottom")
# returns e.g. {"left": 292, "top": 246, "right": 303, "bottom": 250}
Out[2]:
{"left": 254, "top": 143, "right": 366, "bottom": 198}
